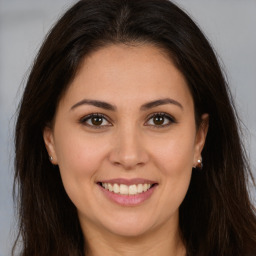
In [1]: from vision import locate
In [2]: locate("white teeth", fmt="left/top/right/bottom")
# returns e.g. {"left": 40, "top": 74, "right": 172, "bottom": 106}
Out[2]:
{"left": 108, "top": 184, "right": 113, "bottom": 192}
{"left": 101, "top": 183, "right": 153, "bottom": 195}
{"left": 120, "top": 184, "right": 129, "bottom": 195}
{"left": 129, "top": 184, "right": 137, "bottom": 195}
{"left": 113, "top": 183, "right": 119, "bottom": 193}
{"left": 137, "top": 184, "right": 143, "bottom": 193}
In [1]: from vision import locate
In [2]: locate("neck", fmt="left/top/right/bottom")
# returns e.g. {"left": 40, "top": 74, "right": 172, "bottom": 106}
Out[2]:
{"left": 82, "top": 217, "right": 186, "bottom": 256}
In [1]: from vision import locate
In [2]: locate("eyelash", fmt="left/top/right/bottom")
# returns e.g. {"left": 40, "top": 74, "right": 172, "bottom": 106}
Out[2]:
{"left": 79, "top": 113, "right": 112, "bottom": 129}
{"left": 79, "top": 112, "right": 176, "bottom": 129}
{"left": 145, "top": 112, "right": 176, "bottom": 128}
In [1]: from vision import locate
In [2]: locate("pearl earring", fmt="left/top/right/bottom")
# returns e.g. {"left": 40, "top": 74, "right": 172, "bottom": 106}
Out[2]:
{"left": 197, "top": 158, "right": 203, "bottom": 170}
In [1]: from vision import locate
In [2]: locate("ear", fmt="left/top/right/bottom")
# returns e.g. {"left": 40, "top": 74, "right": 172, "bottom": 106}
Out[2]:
{"left": 43, "top": 126, "right": 58, "bottom": 165}
{"left": 193, "top": 113, "right": 209, "bottom": 167}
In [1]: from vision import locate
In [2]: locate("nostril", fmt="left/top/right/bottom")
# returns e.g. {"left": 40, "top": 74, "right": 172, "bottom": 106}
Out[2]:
{"left": 113, "top": 161, "right": 121, "bottom": 166}
{"left": 108, "top": 146, "right": 149, "bottom": 169}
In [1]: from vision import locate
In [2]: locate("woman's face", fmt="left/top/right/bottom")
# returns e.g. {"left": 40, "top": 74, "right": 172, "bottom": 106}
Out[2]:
{"left": 44, "top": 44, "right": 208, "bottom": 239}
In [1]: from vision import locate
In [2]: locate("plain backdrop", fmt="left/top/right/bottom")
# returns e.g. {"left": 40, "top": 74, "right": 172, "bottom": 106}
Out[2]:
{"left": 0, "top": 0, "right": 255, "bottom": 255}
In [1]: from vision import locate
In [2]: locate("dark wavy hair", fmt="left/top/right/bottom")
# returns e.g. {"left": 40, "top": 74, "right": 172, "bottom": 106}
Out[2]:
{"left": 13, "top": 0, "right": 256, "bottom": 255}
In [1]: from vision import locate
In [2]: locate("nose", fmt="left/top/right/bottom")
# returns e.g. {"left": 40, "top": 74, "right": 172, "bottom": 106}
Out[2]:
{"left": 108, "top": 126, "right": 149, "bottom": 170}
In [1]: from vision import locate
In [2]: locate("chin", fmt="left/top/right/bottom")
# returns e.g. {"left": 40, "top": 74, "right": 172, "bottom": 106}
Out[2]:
{"left": 98, "top": 212, "right": 158, "bottom": 238}
{"left": 107, "top": 223, "right": 153, "bottom": 238}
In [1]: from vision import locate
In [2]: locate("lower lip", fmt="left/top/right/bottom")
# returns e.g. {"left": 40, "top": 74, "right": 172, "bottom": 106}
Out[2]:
{"left": 98, "top": 184, "right": 157, "bottom": 206}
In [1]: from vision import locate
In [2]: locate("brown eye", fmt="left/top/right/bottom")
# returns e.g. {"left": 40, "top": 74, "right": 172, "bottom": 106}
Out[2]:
{"left": 153, "top": 115, "right": 165, "bottom": 125}
{"left": 145, "top": 113, "right": 175, "bottom": 128}
{"left": 80, "top": 114, "right": 111, "bottom": 128}
{"left": 91, "top": 116, "right": 103, "bottom": 126}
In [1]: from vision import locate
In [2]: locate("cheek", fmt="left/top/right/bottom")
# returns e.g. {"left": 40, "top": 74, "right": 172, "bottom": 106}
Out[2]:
{"left": 148, "top": 127, "right": 195, "bottom": 207}
{"left": 151, "top": 129, "right": 196, "bottom": 175}
{"left": 53, "top": 132, "right": 111, "bottom": 213}
{"left": 55, "top": 128, "right": 107, "bottom": 173}
{"left": 53, "top": 128, "right": 109, "bottom": 198}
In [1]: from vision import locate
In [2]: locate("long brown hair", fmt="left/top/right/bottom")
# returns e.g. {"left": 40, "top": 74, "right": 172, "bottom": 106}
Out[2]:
{"left": 13, "top": 0, "right": 256, "bottom": 255}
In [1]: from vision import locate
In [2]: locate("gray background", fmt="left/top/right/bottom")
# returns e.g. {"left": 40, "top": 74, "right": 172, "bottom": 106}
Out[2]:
{"left": 0, "top": 0, "right": 255, "bottom": 255}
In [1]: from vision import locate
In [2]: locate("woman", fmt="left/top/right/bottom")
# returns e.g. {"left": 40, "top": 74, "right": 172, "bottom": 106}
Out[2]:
{"left": 13, "top": 0, "right": 256, "bottom": 255}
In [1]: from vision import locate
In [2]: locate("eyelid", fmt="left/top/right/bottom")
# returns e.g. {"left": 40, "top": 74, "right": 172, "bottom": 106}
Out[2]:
{"left": 79, "top": 112, "right": 176, "bottom": 129}
{"left": 144, "top": 112, "right": 176, "bottom": 127}
{"left": 79, "top": 113, "right": 112, "bottom": 128}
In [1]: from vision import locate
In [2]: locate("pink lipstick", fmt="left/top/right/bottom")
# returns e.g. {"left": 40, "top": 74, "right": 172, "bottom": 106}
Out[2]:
{"left": 97, "top": 178, "right": 158, "bottom": 206}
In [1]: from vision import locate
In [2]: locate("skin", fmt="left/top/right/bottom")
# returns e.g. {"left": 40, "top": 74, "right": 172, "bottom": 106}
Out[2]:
{"left": 44, "top": 44, "right": 208, "bottom": 256}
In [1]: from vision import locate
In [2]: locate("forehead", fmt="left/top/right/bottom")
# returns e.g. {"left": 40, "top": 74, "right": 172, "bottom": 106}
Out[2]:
{"left": 58, "top": 44, "right": 193, "bottom": 110}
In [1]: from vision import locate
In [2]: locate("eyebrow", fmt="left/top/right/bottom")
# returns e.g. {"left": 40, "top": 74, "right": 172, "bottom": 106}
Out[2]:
{"left": 140, "top": 98, "right": 183, "bottom": 111}
{"left": 70, "top": 98, "right": 183, "bottom": 111}
{"left": 70, "top": 99, "right": 116, "bottom": 111}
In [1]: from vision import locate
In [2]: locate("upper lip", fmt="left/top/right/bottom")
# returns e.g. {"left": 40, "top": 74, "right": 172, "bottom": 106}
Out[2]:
{"left": 98, "top": 178, "right": 158, "bottom": 186}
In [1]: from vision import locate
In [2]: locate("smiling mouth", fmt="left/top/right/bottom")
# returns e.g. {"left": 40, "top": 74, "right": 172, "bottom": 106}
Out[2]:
{"left": 98, "top": 182, "right": 157, "bottom": 196}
